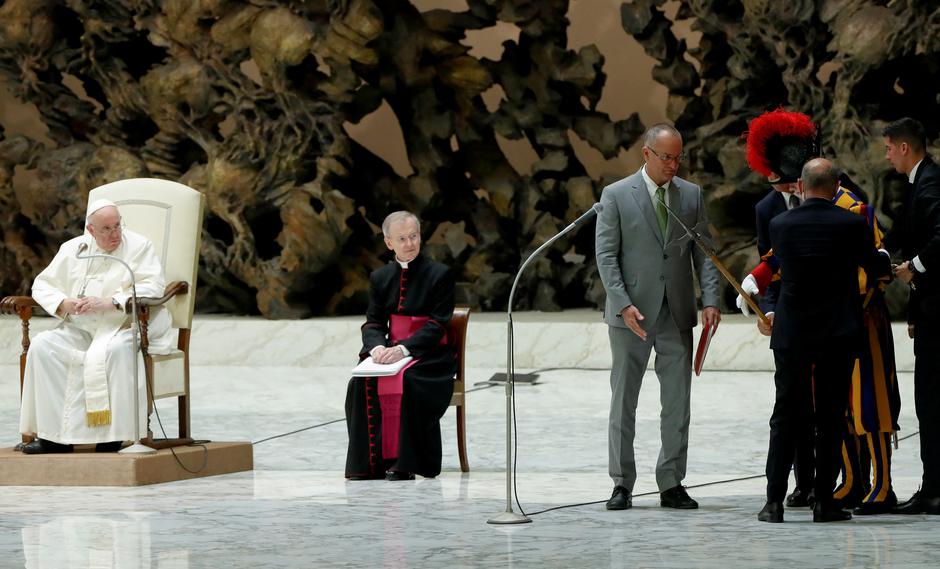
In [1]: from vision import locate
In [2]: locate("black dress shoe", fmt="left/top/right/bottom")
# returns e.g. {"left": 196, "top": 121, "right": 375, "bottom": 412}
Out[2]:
{"left": 785, "top": 488, "right": 814, "bottom": 508}
{"left": 893, "top": 491, "right": 940, "bottom": 515}
{"left": 660, "top": 485, "right": 698, "bottom": 509}
{"left": 385, "top": 470, "right": 415, "bottom": 481}
{"left": 21, "top": 438, "right": 74, "bottom": 455}
{"left": 606, "top": 486, "right": 632, "bottom": 510}
{"left": 813, "top": 502, "right": 852, "bottom": 522}
{"left": 853, "top": 491, "right": 898, "bottom": 516}
{"left": 95, "top": 441, "right": 124, "bottom": 452}
{"left": 758, "top": 501, "right": 784, "bottom": 523}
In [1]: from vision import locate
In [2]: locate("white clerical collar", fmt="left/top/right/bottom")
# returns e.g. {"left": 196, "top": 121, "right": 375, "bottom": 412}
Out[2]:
{"left": 396, "top": 256, "right": 414, "bottom": 269}
{"left": 910, "top": 158, "right": 924, "bottom": 184}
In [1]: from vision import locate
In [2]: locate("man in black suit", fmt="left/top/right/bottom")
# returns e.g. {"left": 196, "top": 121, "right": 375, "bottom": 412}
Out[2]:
{"left": 757, "top": 158, "right": 891, "bottom": 523}
{"left": 739, "top": 109, "right": 817, "bottom": 508}
{"left": 882, "top": 117, "right": 940, "bottom": 515}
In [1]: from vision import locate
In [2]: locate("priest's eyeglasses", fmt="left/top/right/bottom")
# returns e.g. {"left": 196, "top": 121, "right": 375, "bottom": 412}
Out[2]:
{"left": 645, "top": 146, "right": 686, "bottom": 164}
{"left": 94, "top": 220, "right": 126, "bottom": 236}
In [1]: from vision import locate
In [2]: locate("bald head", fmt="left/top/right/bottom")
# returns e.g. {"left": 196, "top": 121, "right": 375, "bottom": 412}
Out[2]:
{"left": 799, "top": 158, "right": 841, "bottom": 200}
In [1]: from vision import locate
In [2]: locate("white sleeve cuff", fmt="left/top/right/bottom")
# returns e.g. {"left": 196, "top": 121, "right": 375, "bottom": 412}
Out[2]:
{"left": 913, "top": 256, "right": 926, "bottom": 273}
{"left": 398, "top": 345, "right": 410, "bottom": 357}
{"left": 369, "top": 346, "right": 382, "bottom": 357}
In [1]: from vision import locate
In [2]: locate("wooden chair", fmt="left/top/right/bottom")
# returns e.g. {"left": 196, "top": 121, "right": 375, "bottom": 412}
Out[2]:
{"left": 1, "top": 178, "right": 205, "bottom": 449}
{"left": 448, "top": 305, "right": 470, "bottom": 472}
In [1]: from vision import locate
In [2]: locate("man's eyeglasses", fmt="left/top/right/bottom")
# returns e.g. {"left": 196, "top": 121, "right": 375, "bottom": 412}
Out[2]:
{"left": 94, "top": 220, "right": 125, "bottom": 237}
{"left": 645, "top": 146, "right": 685, "bottom": 164}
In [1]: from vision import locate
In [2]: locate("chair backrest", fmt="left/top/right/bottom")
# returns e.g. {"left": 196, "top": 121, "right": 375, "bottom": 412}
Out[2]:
{"left": 448, "top": 305, "right": 471, "bottom": 386}
{"left": 87, "top": 178, "right": 205, "bottom": 329}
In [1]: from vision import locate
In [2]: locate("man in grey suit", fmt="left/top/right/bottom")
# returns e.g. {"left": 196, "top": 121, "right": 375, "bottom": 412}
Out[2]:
{"left": 595, "top": 123, "right": 721, "bottom": 511}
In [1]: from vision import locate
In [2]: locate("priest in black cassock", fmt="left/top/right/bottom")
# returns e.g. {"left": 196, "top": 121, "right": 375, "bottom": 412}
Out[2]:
{"left": 345, "top": 211, "right": 457, "bottom": 481}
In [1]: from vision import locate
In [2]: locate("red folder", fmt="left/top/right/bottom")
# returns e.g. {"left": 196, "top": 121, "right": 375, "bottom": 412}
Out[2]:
{"left": 694, "top": 322, "right": 715, "bottom": 376}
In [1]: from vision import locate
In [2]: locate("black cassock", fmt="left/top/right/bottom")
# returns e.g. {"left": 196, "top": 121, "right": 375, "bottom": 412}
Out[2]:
{"left": 345, "top": 254, "right": 456, "bottom": 479}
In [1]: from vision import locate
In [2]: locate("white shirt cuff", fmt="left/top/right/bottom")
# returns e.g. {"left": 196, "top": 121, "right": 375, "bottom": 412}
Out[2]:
{"left": 369, "top": 345, "right": 382, "bottom": 357}
{"left": 913, "top": 256, "right": 926, "bottom": 273}
{"left": 398, "top": 345, "right": 410, "bottom": 357}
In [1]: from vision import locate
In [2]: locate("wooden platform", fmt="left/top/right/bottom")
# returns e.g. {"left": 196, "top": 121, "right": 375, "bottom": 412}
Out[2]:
{"left": 0, "top": 441, "right": 253, "bottom": 486}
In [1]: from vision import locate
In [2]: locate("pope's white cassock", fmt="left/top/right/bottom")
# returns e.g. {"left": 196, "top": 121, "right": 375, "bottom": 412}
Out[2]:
{"left": 19, "top": 214, "right": 174, "bottom": 444}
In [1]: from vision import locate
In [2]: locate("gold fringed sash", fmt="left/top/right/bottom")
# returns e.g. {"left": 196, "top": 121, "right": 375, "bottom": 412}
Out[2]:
{"left": 86, "top": 409, "right": 112, "bottom": 427}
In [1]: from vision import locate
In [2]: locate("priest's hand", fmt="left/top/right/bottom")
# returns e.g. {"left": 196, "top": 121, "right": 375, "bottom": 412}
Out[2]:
{"left": 373, "top": 346, "right": 405, "bottom": 364}
{"left": 73, "top": 296, "right": 114, "bottom": 315}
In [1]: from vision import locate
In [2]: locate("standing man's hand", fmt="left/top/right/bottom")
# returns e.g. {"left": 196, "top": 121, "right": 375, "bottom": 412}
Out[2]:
{"left": 894, "top": 261, "right": 914, "bottom": 285}
{"left": 757, "top": 311, "right": 774, "bottom": 336}
{"left": 620, "top": 305, "right": 647, "bottom": 341}
{"left": 702, "top": 306, "right": 721, "bottom": 328}
{"left": 908, "top": 323, "right": 915, "bottom": 339}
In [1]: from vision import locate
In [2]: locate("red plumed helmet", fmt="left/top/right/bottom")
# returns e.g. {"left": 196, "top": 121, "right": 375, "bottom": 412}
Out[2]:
{"left": 745, "top": 109, "right": 818, "bottom": 183}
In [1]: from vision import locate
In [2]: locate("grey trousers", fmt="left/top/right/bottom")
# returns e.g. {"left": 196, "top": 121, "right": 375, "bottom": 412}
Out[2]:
{"left": 608, "top": 300, "right": 693, "bottom": 491}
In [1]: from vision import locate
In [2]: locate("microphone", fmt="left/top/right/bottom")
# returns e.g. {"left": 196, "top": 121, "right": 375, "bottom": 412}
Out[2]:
{"left": 489, "top": 199, "right": 603, "bottom": 525}
{"left": 568, "top": 202, "right": 603, "bottom": 229}
{"left": 77, "top": 242, "right": 89, "bottom": 257}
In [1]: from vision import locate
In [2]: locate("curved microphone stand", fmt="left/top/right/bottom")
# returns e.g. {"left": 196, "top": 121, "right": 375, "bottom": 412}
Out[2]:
{"left": 488, "top": 203, "right": 602, "bottom": 525}
{"left": 77, "top": 242, "right": 156, "bottom": 454}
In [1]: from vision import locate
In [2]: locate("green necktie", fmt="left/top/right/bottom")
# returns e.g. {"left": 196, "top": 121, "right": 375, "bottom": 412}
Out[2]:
{"left": 655, "top": 186, "right": 668, "bottom": 236}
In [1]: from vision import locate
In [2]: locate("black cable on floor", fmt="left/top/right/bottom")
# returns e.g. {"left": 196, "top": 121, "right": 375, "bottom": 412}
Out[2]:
{"left": 147, "top": 373, "right": 209, "bottom": 474}
{"left": 524, "top": 474, "right": 768, "bottom": 516}
{"left": 252, "top": 419, "right": 346, "bottom": 445}
{"left": 249, "top": 380, "right": 502, "bottom": 445}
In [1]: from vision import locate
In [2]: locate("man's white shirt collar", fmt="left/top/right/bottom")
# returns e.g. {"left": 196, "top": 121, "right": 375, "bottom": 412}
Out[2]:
{"left": 640, "top": 165, "right": 669, "bottom": 206}
{"left": 910, "top": 158, "right": 924, "bottom": 184}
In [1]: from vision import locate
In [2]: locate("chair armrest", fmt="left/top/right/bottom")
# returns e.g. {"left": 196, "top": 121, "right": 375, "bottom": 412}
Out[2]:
{"left": 131, "top": 281, "right": 189, "bottom": 309}
{"left": 0, "top": 296, "right": 39, "bottom": 316}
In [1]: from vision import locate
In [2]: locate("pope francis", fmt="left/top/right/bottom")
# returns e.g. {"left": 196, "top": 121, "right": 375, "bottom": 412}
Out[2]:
{"left": 19, "top": 199, "right": 174, "bottom": 454}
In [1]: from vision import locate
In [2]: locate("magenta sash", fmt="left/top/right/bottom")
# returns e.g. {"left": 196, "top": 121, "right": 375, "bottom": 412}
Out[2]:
{"left": 377, "top": 315, "right": 447, "bottom": 459}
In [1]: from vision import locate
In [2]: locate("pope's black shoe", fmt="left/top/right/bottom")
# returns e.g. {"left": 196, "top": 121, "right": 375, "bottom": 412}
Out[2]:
{"left": 785, "top": 488, "right": 814, "bottom": 508}
{"left": 21, "top": 438, "right": 74, "bottom": 455}
{"left": 660, "top": 485, "right": 698, "bottom": 509}
{"left": 385, "top": 470, "right": 415, "bottom": 481}
{"left": 605, "top": 486, "right": 632, "bottom": 510}
{"left": 813, "top": 501, "right": 852, "bottom": 522}
{"left": 95, "top": 441, "right": 124, "bottom": 452}
{"left": 758, "top": 501, "right": 784, "bottom": 523}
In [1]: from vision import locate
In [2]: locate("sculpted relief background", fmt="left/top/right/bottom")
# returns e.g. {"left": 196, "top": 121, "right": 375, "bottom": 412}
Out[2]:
{"left": 1, "top": 0, "right": 938, "bottom": 318}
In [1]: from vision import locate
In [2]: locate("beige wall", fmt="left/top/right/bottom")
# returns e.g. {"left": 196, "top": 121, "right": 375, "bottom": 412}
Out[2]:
{"left": 1, "top": 2, "right": 668, "bottom": 182}
{"left": 346, "top": 0, "right": 670, "bottom": 181}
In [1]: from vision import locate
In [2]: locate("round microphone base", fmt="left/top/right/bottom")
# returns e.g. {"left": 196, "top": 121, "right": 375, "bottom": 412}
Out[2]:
{"left": 119, "top": 442, "right": 157, "bottom": 455}
{"left": 487, "top": 511, "right": 531, "bottom": 525}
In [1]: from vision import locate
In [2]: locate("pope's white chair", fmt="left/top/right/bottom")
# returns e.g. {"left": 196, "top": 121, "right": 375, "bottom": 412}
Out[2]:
{"left": 2, "top": 178, "right": 205, "bottom": 449}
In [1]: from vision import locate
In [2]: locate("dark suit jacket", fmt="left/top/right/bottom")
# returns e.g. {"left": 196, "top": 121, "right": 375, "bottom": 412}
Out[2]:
{"left": 768, "top": 198, "right": 891, "bottom": 351}
{"left": 755, "top": 190, "right": 788, "bottom": 312}
{"left": 883, "top": 157, "right": 940, "bottom": 328}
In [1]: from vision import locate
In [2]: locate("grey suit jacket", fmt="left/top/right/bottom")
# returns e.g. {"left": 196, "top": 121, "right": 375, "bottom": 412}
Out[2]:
{"left": 595, "top": 168, "right": 720, "bottom": 331}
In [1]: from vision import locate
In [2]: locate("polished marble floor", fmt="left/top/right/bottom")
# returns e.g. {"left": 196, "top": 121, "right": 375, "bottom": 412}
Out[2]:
{"left": 0, "top": 358, "right": 937, "bottom": 568}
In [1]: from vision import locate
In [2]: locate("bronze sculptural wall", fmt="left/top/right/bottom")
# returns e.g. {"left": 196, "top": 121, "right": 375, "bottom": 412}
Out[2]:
{"left": 1, "top": 0, "right": 937, "bottom": 318}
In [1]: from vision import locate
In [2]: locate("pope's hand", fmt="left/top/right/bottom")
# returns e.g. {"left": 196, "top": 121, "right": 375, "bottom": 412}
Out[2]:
{"left": 74, "top": 296, "right": 113, "bottom": 315}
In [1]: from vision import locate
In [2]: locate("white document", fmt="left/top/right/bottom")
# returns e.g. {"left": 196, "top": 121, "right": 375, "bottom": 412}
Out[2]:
{"left": 351, "top": 356, "right": 414, "bottom": 377}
